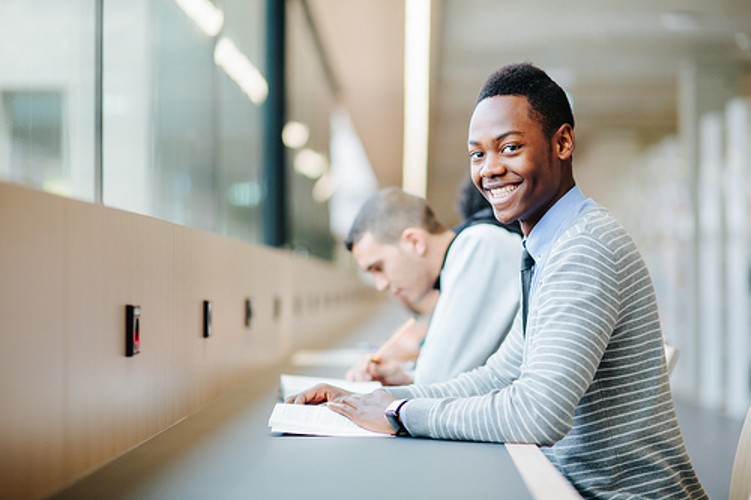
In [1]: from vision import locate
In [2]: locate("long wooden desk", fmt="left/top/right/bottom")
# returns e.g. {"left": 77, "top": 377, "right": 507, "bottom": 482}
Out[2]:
{"left": 54, "top": 306, "right": 580, "bottom": 500}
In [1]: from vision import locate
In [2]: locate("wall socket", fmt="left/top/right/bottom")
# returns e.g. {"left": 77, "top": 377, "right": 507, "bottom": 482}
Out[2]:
{"left": 125, "top": 305, "right": 141, "bottom": 356}
{"left": 245, "top": 298, "right": 253, "bottom": 328}
{"left": 203, "top": 300, "right": 212, "bottom": 338}
{"left": 273, "top": 296, "right": 281, "bottom": 321}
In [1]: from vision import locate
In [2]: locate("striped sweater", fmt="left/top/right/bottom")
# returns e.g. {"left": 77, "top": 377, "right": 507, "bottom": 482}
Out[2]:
{"left": 387, "top": 204, "right": 707, "bottom": 499}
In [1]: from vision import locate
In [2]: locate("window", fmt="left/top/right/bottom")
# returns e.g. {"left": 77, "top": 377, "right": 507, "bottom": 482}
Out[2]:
{"left": 0, "top": 0, "right": 351, "bottom": 258}
{"left": 0, "top": 0, "right": 96, "bottom": 200}
{"left": 103, "top": 0, "right": 266, "bottom": 242}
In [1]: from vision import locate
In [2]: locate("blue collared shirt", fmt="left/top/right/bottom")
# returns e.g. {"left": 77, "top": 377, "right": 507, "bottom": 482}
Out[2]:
{"left": 523, "top": 185, "right": 595, "bottom": 297}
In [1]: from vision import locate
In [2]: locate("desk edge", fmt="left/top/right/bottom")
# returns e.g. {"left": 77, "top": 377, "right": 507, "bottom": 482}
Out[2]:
{"left": 506, "top": 443, "right": 581, "bottom": 500}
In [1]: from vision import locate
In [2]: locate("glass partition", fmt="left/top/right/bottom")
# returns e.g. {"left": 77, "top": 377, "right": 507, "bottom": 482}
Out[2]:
{"left": 0, "top": 0, "right": 96, "bottom": 201}
{"left": 103, "top": 0, "right": 266, "bottom": 241}
{"left": 0, "top": 0, "right": 347, "bottom": 259}
{"left": 286, "top": 0, "right": 338, "bottom": 259}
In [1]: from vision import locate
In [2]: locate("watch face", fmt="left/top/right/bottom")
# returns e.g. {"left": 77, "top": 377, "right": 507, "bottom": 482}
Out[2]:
{"left": 385, "top": 412, "right": 402, "bottom": 433}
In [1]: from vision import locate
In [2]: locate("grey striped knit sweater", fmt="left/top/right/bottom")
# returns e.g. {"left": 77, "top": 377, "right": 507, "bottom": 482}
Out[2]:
{"left": 387, "top": 204, "right": 707, "bottom": 499}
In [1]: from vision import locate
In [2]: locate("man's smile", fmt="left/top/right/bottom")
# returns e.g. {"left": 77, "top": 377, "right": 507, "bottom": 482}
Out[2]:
{"left": 484, "top": 182, "right": 520, "bottom": 203}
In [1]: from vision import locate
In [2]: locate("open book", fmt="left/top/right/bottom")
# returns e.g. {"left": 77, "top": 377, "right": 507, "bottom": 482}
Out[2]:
{"left": 268, "top": 403, "right": 390, "bottom": 437}
{"left": 279, "top": 374, "right": 382, "bottom": 401}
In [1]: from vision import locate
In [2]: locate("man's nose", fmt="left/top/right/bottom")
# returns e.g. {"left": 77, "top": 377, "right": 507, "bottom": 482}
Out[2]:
{"left": 480, "top": 153, "right": 506, "bottom": 177}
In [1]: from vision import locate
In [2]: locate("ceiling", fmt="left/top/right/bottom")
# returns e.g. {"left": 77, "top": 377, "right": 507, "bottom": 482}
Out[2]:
{"left": 307, "top": 0, "right": 751, "bottom": 225}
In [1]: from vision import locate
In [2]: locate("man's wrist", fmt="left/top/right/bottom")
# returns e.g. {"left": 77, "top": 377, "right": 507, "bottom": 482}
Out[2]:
{"left": 384, "top": 398, "right": 410, "bottom": 436}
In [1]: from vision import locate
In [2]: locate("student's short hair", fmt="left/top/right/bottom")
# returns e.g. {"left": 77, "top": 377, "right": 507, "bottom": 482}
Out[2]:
{"left": 344, "top": 187, "right": 448, "bottom": 252}
{"left": 477, "top": 63, "right": 574, "bottom": 138}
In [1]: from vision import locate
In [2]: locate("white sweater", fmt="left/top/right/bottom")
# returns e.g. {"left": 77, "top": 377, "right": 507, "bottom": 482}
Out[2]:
{"left": 414, "top": 223, "right": 520, "bottom": 384}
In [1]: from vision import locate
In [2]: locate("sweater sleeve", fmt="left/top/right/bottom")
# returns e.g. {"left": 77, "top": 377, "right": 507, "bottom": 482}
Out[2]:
{"left": 392, "top": 231, "right": 620, "bottom": 445}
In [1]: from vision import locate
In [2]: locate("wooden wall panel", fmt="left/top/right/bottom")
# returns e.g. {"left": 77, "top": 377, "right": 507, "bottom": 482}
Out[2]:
{"left": 0, "top": 182, "right": 380, "bottom": 499}
{"left": 0, "top": 184, "right": 67, "bottom": 498}
{"left": 64, "top": 201, "right": 178, "bottom": 481}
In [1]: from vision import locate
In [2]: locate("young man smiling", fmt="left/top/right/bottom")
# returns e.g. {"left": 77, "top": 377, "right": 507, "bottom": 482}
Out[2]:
{"left": 289, "top": 63, "right": 707, "bottom": 499}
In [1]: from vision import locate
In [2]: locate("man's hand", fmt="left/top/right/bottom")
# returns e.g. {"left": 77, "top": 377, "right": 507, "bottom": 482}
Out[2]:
{"left": 285, "top": 385, "right": 399, "bottom": 435}
{"left": 345, "top": 319, "right": 426, "bottom": 384}
{"left": 369, "top": 358, "right": 414, "bottom": 386}
{"left": 345, "top": 355, "right": 413, "bottom": 385}
{"left": 345, "top": 353, "right": 377, "bottom": 381}
{"left": 326, "top": 389, "right": 397, "bottom": 435}
{"left": 285, "top": 383, "right": 353, "bottom": 405}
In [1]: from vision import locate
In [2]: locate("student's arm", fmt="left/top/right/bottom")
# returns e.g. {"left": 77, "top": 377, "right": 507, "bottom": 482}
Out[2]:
{"left": 290, "top": 316, "right": 526, "bottom": 434}
{"left": 394, "top": 232, "right": 617, "bottom": 445}
{"left": 321, "top": 321, "right": 526, "bottom": 434}
{"left": 386, "top": 313, "right": 525, "bottom": 400}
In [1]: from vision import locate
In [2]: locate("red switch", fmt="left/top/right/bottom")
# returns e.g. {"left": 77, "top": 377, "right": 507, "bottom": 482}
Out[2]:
{"left": 126, "top": 305, "right": 141, "bottom": 356}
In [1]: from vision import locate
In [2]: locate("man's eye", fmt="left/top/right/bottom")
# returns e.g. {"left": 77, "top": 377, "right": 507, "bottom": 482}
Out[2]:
{"left": 501, "top": 144, "right": 520, "bottom": 153}
{"left": 469, "top": 151, "right": 484, "bottom": 160}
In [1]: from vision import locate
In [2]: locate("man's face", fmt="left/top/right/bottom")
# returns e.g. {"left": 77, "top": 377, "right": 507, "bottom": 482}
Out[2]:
{"left": 468, "top": 95, "right": 573, "bottom": 236}
{"left": 351, "top": 231, "right": 433, "bottom": 306}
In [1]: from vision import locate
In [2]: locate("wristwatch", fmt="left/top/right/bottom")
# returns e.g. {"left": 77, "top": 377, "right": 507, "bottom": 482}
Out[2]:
{"left": 384, "top": 399, "right": 410, "bottom": 436}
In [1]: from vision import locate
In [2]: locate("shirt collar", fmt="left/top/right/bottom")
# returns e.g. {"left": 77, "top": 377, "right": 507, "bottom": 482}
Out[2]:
{"left": 523, "top": 185, "right": 593, "bottom": 263}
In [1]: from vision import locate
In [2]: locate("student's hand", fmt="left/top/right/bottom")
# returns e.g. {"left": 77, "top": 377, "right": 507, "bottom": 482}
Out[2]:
{"left": 345, "top": 320, "right": 426, "bottom": 382}
{"left": 345, "top": 319, "right": 425, "bottom": 383}
{"left": 285, "top": 383, "right": 353, "bottom": 405}
{"left": 345, "top": 353, "right": 377, "bottom": 381}
{"left": 326, "top": 389, "right": 397, "bottom": 435}
{"left": 346, "top": 355, "right": 414, "bottom": 385}
{"left": 366, "top": 359, "right": 414, "bottom": 386}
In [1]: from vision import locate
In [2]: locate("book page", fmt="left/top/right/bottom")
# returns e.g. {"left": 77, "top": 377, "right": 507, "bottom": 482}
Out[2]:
{"left": 268, "top": 403, "right": 390, "bottom": 438}
{"left": 279, "top": 374, "right": 382, "bottom": 401}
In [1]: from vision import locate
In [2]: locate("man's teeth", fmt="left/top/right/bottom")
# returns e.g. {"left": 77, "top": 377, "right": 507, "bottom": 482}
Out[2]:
{"left": 489, "top": 185, "right": 517, "bottom": 197}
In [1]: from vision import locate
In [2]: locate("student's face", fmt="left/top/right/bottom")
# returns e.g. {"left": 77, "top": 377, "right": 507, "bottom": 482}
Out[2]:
{"left": 468, "top": 95, "right": 574, "bottom": 236}
{"left": 351, "top": 231, "right": 433, "bottom": 306}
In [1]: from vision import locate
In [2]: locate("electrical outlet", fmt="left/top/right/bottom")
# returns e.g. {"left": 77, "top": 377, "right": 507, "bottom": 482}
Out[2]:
{"left": 245, "top": 298, "right": 253, "bottom": 328}
{"left": 273, "top": 296, "right": 281, "bottom": 321}
{"left": 125, "top": 305, "right": 141, "bottom": 356}
{"left": 203, "top": 300, "right": 212, "bottom": 338}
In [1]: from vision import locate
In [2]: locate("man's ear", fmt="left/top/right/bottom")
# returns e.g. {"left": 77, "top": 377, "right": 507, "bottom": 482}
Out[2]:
{"left": 554, "top": 124, "right": 575, "bottom": 161}
{"left": 400, "top": 227, "right": 428, "bottom": 257}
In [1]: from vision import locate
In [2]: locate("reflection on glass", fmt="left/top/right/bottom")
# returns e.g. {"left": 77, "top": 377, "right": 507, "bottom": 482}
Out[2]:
{"left": 286, "top": 0, "right": 338, "bottom": 259}
{"left": 0, "top": 0, "right": 96, "bottom": 200}
{"left": 3, "top": 91, "right": 63, "bottom": 189}
{"left": 103, "top": 0, "right": 265, "bottom": 242}
{"left": 0, "top": 0, "right": 348, "bottom": 257}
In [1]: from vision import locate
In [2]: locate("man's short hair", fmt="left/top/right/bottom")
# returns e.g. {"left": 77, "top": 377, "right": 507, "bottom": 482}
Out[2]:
{"left": 477, "top": 62, "right": 574, "bottom": 138}
{"left": 344, "top": 187, "right": 448, "bottom": 252}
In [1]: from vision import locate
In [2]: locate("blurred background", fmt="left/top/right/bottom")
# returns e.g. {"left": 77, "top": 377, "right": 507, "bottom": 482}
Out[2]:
{"left": 0, "top": 0, "right": 749, "bottom": 419}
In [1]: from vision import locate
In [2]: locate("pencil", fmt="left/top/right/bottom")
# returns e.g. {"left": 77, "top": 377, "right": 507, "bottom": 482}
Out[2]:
{"left": 369, "top": 317, "right": 417, "bottom": 364}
